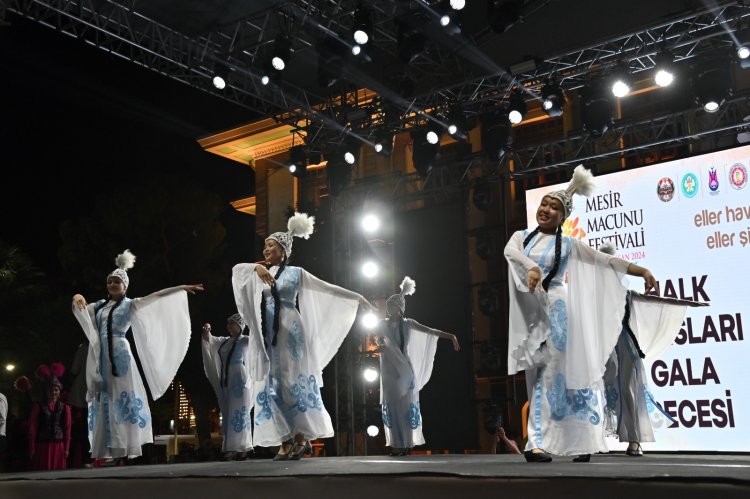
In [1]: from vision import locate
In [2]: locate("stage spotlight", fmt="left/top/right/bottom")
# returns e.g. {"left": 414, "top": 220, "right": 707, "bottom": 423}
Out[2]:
{"left": 362, "top": 312, "right": 379, "bottom": 330}
{"left": 362, "top": 261, "right": 379, "bottom": 278}
{"left": 450, "top": 0, "right": 465, "bottom": 9}
{"left": 272, "top": 36, "right": 291, "bottom": 71}
{"left": 289, "top": 145, "right": 307, "bottom": 177}
{"left": 610, "top": 65, "right": 632, "bottom": 98}
{"left": 736, "top": 29, "right": 750, "bottom": 62}
{"left": 581, "top": 83, "right": 614, "bottom": 138}
{"left": 507, "top": 92, "right": 527, "bottom": 124}
{"left": 653, "top": 52, "right": 676, "bottom": 88}
{"left": 361, "top": 214, "right": 381, "bottom": 233}
{"left": 540, "top": 82, "right": 565, "bottom": 117}
{"left": 478, "top": 284, "right": 500, "bottom": 316}
{"left": 480, "top": 111, "right": 511, "bottom": 160}
{"left": 363, "top": 367, "right": 379, "bottom": 382}
{"left": 426, "top": 130, "right": 440, "bottom": 144}
{"left": 353, "top": 7, "right": 372, "bottom": 45}
{"left": 411, "top": 129, "right": 440, "bottom": 178}
{"left": 691, "top": 58, "right": 731, "bottom": 113}
{"left": 341, "top": 135, "right": 361, "bottom": 165}
{"left": 447, "top": 108, "right": 469, "bottom": 138}
{"left": 212, "top": 62, "right": 229, "bottom": 90}
{"left": 261, "top": 75, "right": 270, "bottom": 85}
{"left": 367, "top": 425, "right": 380, "bottom": 437}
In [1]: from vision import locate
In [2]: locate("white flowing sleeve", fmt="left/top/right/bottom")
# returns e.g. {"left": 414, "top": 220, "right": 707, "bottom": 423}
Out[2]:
{"left": 201, "top": 335, "right": 225, "bottom": 403}
{"left": 130, "top": 289, "right": 192, "bottom": 400}
{"left": 231, "top": 263, "right": 270, "bottom": 382}
{"left": 504, "top": 231, "right": 551, "bottom": 375}
{"left": 298, "top": 269, "right": 361, "bottom": 373}
{"left": 628, "top": 292, "right": 703, "bottom": 359}
{"left": 71, "top": 302, "right": 103, "bottom": 402}
{"left": 404, "top": 319, "right": 440, "bottom": 391}
{"left": 565, "top": 239, "right": 630, "bottom": 389}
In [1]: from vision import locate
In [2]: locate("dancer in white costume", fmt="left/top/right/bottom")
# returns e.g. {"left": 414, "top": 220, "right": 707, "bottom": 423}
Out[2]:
{"left": 598, "top": 243, "right": 706, "bottom": 457}
{"left": 232, "top": 212, "right": 373, "bottom": 460}
{"left": 72, "top": 249, "right": 203, "bottom": 460}
{"left": 202, "top": 314, "right": 255, "bottom": 460}
{"left": 504, "top": 165, "right": 663, "bottom": 463}
{"left": 376, "top": 276, "right": 460, "bottom": 456}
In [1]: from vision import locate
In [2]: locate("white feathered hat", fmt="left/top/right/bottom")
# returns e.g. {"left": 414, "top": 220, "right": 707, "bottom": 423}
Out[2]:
{"left": 386, "top": 276, "right": 416, "bottom": 315}
{"left": 266, "top": 212, "right": 315, "bottom": 258}
{"left": 547, "top": 164, "right": 596, "bottom": 220}
{"left": 107, "top": 249, "right": 136, "bottom": 289}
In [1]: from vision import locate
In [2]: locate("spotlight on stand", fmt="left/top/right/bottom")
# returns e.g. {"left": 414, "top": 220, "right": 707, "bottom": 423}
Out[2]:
{"left": 540, "top": 81, "right": 565, "bottom": 117}
{"left": 580, "top": 82, "right": 614, "bottom": 138}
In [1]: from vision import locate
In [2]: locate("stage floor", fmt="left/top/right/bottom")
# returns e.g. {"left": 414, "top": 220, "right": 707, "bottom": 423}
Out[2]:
{"left": 2, "top": 453, "right": 749, "bottom": 499}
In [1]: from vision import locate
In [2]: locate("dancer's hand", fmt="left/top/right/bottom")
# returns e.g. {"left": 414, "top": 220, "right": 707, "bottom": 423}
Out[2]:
{"left": 450, "top": 334, "right": 460, "bottom": 352}
{"left": 527, "top": 267, "right": 542, "bottom": 293}
{"left": 255, "top": 265, "right": 275, "bottom": 286}
{"left": 183, "top": 284, "right": 205, "bottom": 294}
{"left": 73, "top": 294, "right": 87, "bottom": 310}
{"left": 202, "top": 323, "right": 211, "bottom": 342}
{"left": 642, "top": 270, "right": 656, "bottom": 294}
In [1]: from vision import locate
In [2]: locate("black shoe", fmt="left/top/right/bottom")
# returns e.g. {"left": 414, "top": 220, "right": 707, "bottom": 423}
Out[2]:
{"left": 625, "top": 443, "right": 643, "bottom": 457}
{"left": 572, "top": 454, "right": 591, "bottom": 462}
{"left": 524, "top": 450, "right": 553, "bottom": 463}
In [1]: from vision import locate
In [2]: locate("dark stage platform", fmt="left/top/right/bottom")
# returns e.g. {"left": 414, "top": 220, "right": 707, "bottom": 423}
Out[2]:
{"left": 2, "top": 453, "right": 749, "bottom": 499}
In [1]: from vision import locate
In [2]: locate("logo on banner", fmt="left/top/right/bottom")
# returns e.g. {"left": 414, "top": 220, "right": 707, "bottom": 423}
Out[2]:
{"left": 563, "top": 217, "right": 586, "bottom": 240}
{"left": 708, "top": 167, "right": 720, "bottom": 194}
{"left": 681, "top": 173, "right": 699, "bottom": 198}
{"left": 729, "top": 163, "right": 747, "bottom": 190}
{"left": 657, "top": 177, "right": 675, "bottom": 202}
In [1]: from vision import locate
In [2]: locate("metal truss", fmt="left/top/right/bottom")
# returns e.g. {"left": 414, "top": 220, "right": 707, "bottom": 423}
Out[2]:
{"left": 9, "top": 0, "right": 750, "bottom": 144}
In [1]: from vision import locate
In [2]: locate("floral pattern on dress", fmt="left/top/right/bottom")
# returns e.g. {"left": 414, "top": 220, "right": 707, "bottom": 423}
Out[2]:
{"left": 547, "top": 373, "right": 600, "bottom": 424}
{"left": 114, "top": 391, "right": 149, "bottom": 428}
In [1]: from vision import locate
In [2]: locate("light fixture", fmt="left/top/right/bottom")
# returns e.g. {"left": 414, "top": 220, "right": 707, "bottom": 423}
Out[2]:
{"left": 341, "top": 135, "right": 361, "bottom": 165}
{"left": 212, "top": 62, "right": 229, "bottom": 90}
{"left": 361, "top": 214, "right": 381, "bottom": 233}
{"left": 540, "top": 81, "right": 565, "bottom": 117}
{"left": 736, "top": 29, "right": 750, "bottom": 63}
{"left": 653, "top": 52, "right": 676, "bottom": 87}
{"left": 362, "top": 261, "right": 379, "bottom": 278}
{"left": 446, "top": 107, "right": 469, "bottom": 138}
{"left": 581, "top": 82, "right": 614, "bottom": 138}
{"left": 450, "top": 0, "right": 465, "bottom": 9}
{"left": 426, "top": 130, "right": 440, "bottom": 144}
{"left": 352, "top": 44, "right": 362, "bottom": 56}
{"left": 367, "top": 425, "right": 380, "bottom": 437}
{"left": 610, "top": 65, "right": 632, "bottom": 98}
{"left": 271, "top": 36, "right": 291, "bottom": 71}
{"left": 353, "top": 7, "right": 372, "bottom": 45}
{"left": 5, "top": 363, "right": 15, "bottom": 372}
{"left": 362, "top": 312, "right": 379, "bottom": 330}
{"left": 289, "top": 145, "right": 307, "bottom": 177}
{"left": 480, "top": 111, "right": 511, "bottom": 160}
{"left": 411, "top": 128, "right": 440, "bottom": 177}
{"left": 363, "top": 367, "right": 379, "bottom": 382}
{"left": 507, "top": 91, "right": 527, "bottom": 125}
{"left": 691, "top": 57, "right": 731, "bottom": 113}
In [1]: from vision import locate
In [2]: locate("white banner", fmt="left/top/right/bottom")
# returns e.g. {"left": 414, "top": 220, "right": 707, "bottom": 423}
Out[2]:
{"left": 526, "top": 146, "right": 750, "bottom": 452}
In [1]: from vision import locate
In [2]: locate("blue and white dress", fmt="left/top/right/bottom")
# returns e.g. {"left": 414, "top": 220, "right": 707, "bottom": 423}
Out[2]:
{"left": 378, "top": 318, "right": 438, "bottom": 449}
{"left": 202, "top": 334, "right": 254, "bottom": 452}
{"left": 72, "top": 287, "right": 192, "bottom": 459}
{"left": 505, "top": 230, "right": 630, "bottom": 456}
{"left": 232, "top": 264, "right": 362, "bottom": 447}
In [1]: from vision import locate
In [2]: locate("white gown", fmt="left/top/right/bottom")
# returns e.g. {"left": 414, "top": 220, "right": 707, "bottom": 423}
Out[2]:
{"left": 505, "top": 230, "right": 630, "bottom": 456}
{"left": 202, "top": 335, "right": 255, "bottom": 452}
{"left": 377, "top": 318, "right": 438, "bottom": 449}
{"left": 72, "top": 287, "right": 192, "bottom": 459}
{"left": 232, "top": 264, "right": 361, "bottom": 447}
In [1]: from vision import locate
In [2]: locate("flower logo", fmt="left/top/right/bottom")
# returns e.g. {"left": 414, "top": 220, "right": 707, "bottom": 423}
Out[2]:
{"left": 563, "top": 217, "right": 586, "bottom": 240}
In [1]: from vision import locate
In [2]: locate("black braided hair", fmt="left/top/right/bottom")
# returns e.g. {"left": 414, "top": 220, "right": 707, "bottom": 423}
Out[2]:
{"left": 398, "top": 312, "right": 406, "bottom": 352}
{"left": 260, "top": 260, "right": 287, "bottom": 349}
{"left": 219, "top": 336, "right": 240, "bottom": 387}
{"left": 95, "top": 297, "right": 125, "bottom": 377}
{"left": 522, "top": 225, "right": 563, "bottom": 292}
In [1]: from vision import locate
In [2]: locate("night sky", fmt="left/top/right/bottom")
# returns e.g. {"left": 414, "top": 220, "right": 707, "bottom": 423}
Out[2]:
{"left": 1, "top": 15, "right": 258, "bottom": 280}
